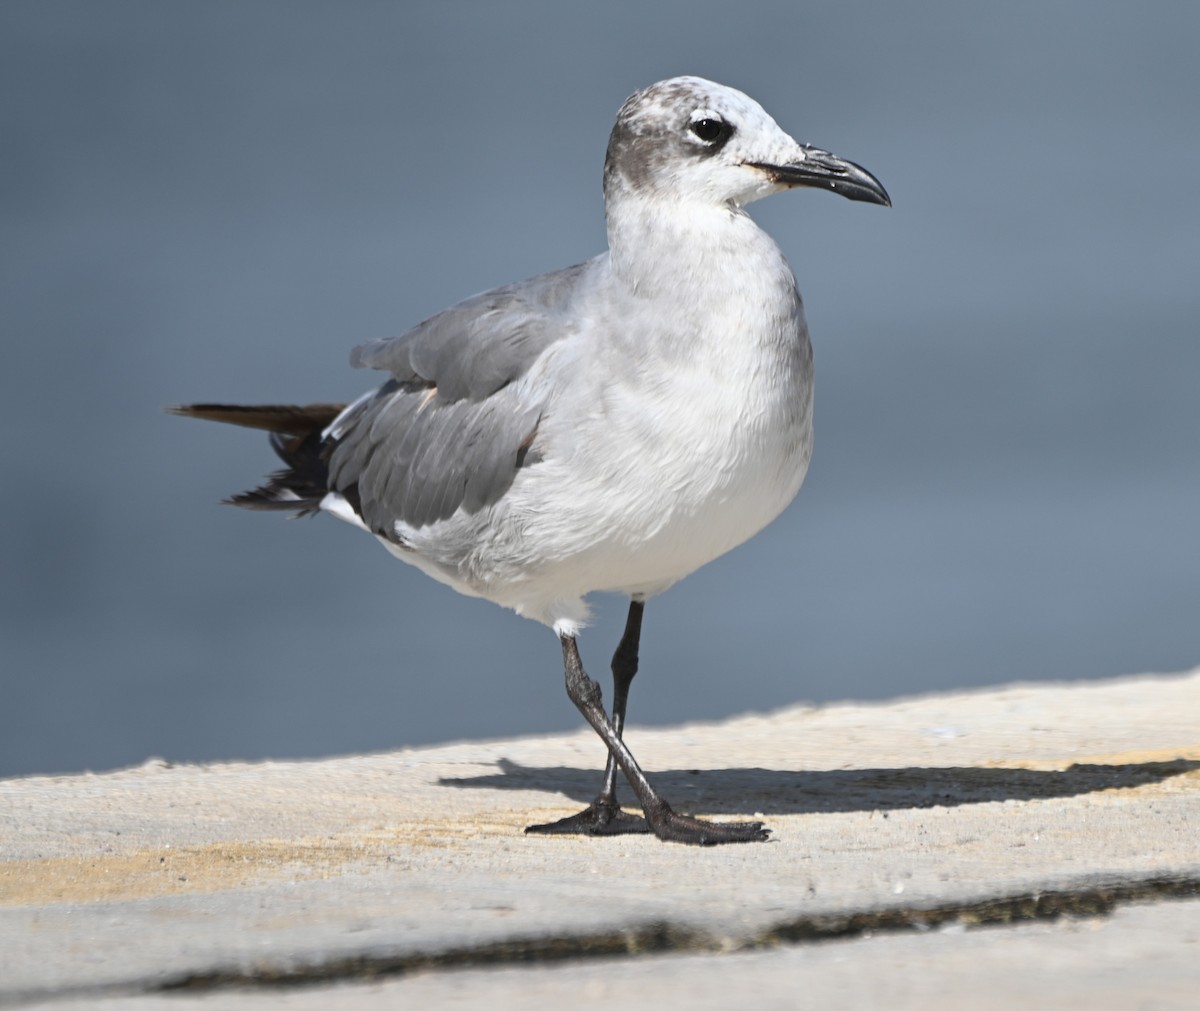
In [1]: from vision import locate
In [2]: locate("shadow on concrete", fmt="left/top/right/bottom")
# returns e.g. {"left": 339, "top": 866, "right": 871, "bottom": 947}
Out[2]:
{"left": 439, "top": 758, "right": 1199, "bottom": 815}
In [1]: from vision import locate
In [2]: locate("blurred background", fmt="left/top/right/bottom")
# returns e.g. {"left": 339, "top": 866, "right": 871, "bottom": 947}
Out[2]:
{"left": 2, "top": 1, "right": 1197, "bottom": 777}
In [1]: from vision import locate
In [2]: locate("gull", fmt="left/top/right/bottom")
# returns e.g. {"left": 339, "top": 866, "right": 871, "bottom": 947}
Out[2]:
{"left": 173, "top": 76, "right": 889, "bottom": 845}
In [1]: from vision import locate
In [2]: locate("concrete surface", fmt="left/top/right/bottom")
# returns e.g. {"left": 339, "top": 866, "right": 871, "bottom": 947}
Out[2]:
{"left": 16, "top": 899, "right": 1200, "bottom": 1010}
{"left": 2, "top": 670, "right": 1198, "bottom": 1008}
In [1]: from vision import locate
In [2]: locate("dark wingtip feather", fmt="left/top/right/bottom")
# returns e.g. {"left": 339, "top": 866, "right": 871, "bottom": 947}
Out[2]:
{"left": 223, "top": 483, "right": 322, "bottom": 517}
{"left": 168, "top": 403, "right": 346, "bottom": 435}
{"left": 173, "top": 402, "right": 348, "bottom": 517}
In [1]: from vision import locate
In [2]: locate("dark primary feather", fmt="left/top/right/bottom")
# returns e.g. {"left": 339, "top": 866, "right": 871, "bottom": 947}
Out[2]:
{"left": 170, "top": 403, "right": 345, "bottom": 514}
{"left": 167, "top": 403, "right": 345, "bottom": 435}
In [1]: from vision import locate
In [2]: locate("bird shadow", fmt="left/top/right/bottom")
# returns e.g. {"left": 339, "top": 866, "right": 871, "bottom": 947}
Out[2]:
{"left": 438, "top": 757, "right": 1199, "bottom": 816}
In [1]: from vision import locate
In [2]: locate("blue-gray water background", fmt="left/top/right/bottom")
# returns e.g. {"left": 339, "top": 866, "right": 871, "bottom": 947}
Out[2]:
{"left": 2, "top": 1, "right": 1197, "bottom": 777}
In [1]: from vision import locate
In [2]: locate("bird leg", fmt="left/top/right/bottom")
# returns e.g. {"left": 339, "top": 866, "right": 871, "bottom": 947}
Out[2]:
{"left": 526, "top": 600, "right": 650, "bottom": 836}
{"left": 527, "top": 602, "right": 770, "bottom": 846}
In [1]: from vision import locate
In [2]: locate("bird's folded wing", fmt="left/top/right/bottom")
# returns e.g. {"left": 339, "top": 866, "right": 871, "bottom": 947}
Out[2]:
{"left": 328, "top": 262, "right": 591, "bottom": 535}
{"left": 349, "top": 261, "right": 589, "bottom": 399}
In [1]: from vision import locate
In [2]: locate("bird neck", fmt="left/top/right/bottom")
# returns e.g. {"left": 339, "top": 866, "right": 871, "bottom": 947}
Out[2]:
{"left": 605, "top": 193, "right": 785, "bottom": 301}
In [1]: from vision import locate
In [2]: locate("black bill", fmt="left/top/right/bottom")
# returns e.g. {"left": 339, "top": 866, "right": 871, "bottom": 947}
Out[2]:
{"left": 748, "top": 147, "right": 891, "bottom": 206}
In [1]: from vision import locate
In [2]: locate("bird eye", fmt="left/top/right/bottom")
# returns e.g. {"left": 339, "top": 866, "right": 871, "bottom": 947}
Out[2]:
{"left": 689, "top": 117, "right": 732, "bottom": 146}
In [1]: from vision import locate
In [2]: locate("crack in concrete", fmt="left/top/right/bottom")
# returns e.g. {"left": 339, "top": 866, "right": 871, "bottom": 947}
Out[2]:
{"left": 155, "top": 874, "right": 1200, "bottom": 994}
{"left": 762, "top": 874, "right": 1200, "bottom": 943}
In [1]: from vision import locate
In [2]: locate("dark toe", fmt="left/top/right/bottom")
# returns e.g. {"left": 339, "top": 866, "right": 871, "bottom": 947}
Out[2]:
{"left": 525, "top": 802, "right": 651, "bottom": 837}
{"left": 647, "top": 807, "right": 771, "bottom": 846}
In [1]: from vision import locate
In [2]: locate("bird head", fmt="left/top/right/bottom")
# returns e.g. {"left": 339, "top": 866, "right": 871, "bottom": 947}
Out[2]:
{"left": 604, "top": 76, "right": 890, "bottom": 211}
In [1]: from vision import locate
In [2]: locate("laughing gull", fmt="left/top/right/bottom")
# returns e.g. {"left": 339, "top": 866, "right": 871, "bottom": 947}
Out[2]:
{"left": 174, "top": 76, "right": 889, "bottom": 845}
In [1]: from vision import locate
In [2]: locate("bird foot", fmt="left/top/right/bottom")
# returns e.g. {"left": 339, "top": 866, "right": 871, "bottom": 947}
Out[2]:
{"left": 644, "top": 803, "right": 771, "bottom": 846}
{"left": 525, "top": 800, "right": 650, "bottom": 836}
{"left": 526, "top": 799, "right": 769, "bottom": 845}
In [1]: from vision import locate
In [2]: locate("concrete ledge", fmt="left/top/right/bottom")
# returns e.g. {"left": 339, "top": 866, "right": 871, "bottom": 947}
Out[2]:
{"left": 2, "top": 670, "right": 1198, "bottom": 1007}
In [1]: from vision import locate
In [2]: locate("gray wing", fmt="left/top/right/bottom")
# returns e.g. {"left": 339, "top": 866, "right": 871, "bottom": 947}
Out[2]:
{"left": 328, "top": 262, "right": 589, "bottom": 536}
{"left": 350, "top": 262, "right": 588, "bottom": 399}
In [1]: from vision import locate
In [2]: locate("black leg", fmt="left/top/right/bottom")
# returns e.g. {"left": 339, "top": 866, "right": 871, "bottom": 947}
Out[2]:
{"left": 528, "top": 604, "right": 770, "bottom": 846}
{"left": 597, "top": 597, "right": 644, "bottom": 807}
{"left": 526, "top": 600, "right": 650, "bottom": 836}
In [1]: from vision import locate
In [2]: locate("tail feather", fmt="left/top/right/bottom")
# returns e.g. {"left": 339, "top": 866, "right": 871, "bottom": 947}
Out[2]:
{"left": 171, "top": 402, "right": 347, "bottom": 516}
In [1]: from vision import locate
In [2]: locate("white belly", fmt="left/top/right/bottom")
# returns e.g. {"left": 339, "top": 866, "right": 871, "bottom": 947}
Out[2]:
{"left": 391, "top": 317, "right": 815, "bottom": 631}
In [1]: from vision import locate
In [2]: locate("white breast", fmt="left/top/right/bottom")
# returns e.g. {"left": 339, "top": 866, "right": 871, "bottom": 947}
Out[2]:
{"left": 440, "top": 206, "right": 815, "bottom": 625}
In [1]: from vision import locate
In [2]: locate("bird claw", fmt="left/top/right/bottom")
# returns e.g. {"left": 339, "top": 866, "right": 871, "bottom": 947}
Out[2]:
{"left": 526, "top": 799, "right": 770, "bottom": 845}
{"left": 645, "top": 804, "right": 771, "bottom": 846}
{"left": 526, "top": 801, "right": 651, "bottom": 836}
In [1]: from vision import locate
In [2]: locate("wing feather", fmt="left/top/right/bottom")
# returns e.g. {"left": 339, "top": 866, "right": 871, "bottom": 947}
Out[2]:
{"left": 326, "top": 261, "right": 592, "bottom": 536}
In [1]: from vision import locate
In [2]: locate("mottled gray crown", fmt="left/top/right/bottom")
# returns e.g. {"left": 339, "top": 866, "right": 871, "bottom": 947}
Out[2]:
{"left": 602, "top": 76, "right": 781, "bottom": 200}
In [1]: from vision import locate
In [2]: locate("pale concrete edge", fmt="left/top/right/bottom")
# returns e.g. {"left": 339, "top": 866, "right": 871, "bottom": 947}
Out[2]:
{"left": 6, "top": 867, "right": 1198, "bottom": 1009}
{"left": 5, "top": 668, "right": 1195, "bottom": 785}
